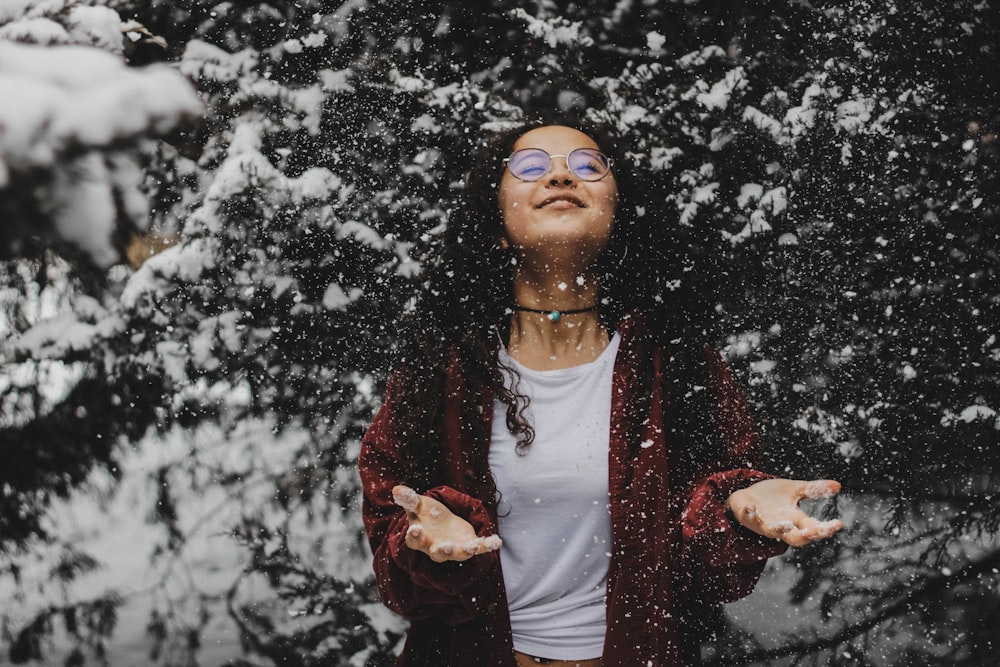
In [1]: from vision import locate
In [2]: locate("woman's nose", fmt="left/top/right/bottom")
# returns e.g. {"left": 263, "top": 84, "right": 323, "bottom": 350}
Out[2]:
{"left": 547, "top": 156, "right": 574, "bottom": 185}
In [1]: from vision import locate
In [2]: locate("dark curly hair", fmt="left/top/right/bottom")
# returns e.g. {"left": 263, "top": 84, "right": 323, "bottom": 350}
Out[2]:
{"left": 390, "top": 118, "right": 724, "bottom": 500}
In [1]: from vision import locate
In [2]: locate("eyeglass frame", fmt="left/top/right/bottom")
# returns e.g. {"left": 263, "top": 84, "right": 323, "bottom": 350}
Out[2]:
{"left": 502, "top": 147, "right": 615, "bottom": 182}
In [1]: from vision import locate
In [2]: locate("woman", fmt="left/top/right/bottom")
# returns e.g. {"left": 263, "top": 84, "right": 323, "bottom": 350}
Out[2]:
{"left": 359, "top": 121, "right": 843, "bottom": 667}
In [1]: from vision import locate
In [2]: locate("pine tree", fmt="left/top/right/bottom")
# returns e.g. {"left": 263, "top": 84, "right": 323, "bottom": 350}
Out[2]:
{"left": 1, "top": 1, "right": 997, "bottom": 665}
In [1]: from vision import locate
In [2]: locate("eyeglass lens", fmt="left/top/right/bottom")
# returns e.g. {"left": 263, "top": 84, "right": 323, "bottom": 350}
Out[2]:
{"left": 506, "top": 148, "right": 611, "bottom": 181}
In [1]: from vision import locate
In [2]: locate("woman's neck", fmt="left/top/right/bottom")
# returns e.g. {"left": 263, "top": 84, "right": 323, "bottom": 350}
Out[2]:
{"left": 511, "top": 263, "right": 600, "bottom": 310}
{"left": 507, "top": 268, "right": 609, "bottom": 370}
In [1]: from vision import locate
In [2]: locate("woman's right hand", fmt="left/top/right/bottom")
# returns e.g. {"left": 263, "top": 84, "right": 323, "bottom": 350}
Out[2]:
{"left": 392, "top": 485, "right": 502, "bottom": 562}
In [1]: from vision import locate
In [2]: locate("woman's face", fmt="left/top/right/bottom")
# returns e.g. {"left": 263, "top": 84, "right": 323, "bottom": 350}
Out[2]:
{"left": 497, "top": 125, "right": 618, "bottom": 268}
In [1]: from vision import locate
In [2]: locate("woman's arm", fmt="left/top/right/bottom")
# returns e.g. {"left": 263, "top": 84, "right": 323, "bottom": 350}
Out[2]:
{"left": 359, "top": 389, "right": 501, "bottom": 625}
{"left": 678, "top": 345, "right": 841, "bottom": 603}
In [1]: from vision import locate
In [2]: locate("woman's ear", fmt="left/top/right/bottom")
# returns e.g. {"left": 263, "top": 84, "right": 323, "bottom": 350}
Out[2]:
{"left": 498, "top": 235, "right": 510, "bottom": 250}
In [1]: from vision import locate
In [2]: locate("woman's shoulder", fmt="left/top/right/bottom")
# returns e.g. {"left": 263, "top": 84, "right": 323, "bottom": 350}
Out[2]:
{"left": 616, "top": 309, "right": 731, "bottom": 382}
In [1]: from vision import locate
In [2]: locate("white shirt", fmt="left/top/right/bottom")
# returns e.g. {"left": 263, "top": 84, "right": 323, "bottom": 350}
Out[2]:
{"left": 488, "top": 333, "right": 620, "bottom": 660}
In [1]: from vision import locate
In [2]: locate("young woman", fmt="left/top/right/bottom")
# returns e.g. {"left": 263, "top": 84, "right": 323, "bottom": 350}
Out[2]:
{"left": 359, "top": 121, "right": 843, "bottom": 667}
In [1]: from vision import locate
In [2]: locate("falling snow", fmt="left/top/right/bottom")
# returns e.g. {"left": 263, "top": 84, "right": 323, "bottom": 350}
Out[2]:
{"left": 1, "top": 1, "right": 998, "bottom": 666}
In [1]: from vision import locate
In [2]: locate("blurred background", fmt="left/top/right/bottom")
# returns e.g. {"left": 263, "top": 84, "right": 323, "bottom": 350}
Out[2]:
{"left": 0, "top": 1, "right": 997, "bottom": 665}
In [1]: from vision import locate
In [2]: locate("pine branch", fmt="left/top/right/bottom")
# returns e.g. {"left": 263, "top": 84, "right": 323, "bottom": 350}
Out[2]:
{"left": 713, "top": 546, "right": 1000, "bottom": 666}
{"left": 861, "top": 485, "right": 999, "bottom": 507}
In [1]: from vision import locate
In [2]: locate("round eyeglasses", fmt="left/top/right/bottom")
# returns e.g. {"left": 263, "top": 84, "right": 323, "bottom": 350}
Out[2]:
{"left": 503, "top": 148, "right": 614, "bottom": 182}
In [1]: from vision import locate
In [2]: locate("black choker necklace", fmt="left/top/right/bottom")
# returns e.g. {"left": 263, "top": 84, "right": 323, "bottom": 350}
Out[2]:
{"left": 512, "top": 304, "right": 599, "bottom": 323}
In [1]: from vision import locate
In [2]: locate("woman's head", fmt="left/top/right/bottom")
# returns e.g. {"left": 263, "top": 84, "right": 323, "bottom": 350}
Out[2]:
{"left": 443, "top": 118, "right": 644, "bottom": 326}
{"left": 411, "top": 115, "right": 713, "bottom": 342}
{"left": 497, "top": 125, "right": 618, "bottom": 273}
{"left": 462, "top": 120, "right": 635, "bottom": 243}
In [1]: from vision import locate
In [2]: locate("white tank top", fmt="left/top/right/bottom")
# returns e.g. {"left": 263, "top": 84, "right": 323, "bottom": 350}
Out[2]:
{"left": 488, "top": 333, "right": 620, "bottom": 660}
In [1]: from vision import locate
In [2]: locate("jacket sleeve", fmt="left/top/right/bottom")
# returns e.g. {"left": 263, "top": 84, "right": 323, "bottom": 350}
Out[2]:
{"left": 359, "top": 380, "right": 501, "bottom": 625}
{"left": 678, "top": 345, "right": 788, "bottom": 603}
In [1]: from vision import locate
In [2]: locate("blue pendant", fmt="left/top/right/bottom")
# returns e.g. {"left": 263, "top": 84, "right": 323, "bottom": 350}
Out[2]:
{"left": 547, "top": 310, "right": 561, "bottom": 322}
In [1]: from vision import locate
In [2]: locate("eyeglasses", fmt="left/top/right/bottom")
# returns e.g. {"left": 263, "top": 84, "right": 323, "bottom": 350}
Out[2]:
{"left": 503, "top": 148, "right": 614, "bottom": 182}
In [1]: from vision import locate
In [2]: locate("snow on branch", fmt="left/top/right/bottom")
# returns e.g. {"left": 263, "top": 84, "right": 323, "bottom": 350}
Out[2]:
{"left": 510, "top": 8, "right": 593, "bottom": 48}
{"left": 0, "top": 4, "right": 202, "bottom": 268}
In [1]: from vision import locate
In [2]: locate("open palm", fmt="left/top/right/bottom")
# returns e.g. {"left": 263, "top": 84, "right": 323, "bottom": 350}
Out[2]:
{"left": 392, "top": 485, "right": 502, "bottom": 562}
{"left": 727, "top": 478, "right": 843, "bottom": 547}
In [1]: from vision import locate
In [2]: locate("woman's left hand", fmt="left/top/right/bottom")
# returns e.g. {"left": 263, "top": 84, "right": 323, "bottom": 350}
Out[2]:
{"left": 726, "top": 478, "right": 843, "bottom": 547}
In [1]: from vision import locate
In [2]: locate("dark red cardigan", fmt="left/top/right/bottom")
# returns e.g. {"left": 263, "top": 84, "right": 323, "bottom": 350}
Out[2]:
{"left": 360, "top": 315, "right": 787, "bottom": 666}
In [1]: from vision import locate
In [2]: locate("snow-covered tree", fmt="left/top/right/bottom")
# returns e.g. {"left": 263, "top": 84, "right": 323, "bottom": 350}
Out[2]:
{"left": 0, "top": 1, "right": 203, "bottom": 662}
{"left": 0, "top": 1, "right": 199, "bottom": 267}
{"left": 2, "top": 1, "right": 997, "bottom": 665}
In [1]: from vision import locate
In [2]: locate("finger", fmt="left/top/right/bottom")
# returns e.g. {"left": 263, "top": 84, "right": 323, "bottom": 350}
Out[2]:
{"left": 758, "top": 500, "right": 813, "bottom": 536}
{"left": 801, "top": 519, "right": 843, "bottom": 541}
{"left": 783, "top": 506, "right": 816, "bottom": 527}
{"left": 792, "top": 499, "right": 842, "bottom": 531}
{"left": 779, "top": 529, "right": 812, "bottom": 548}
{"left": 462, "top": 534, "right": 503, "bottom": 555}
{"left": 731, "top": 501, "right": 758, "bottom": 525}
{"left": 783, "top": 519, "right": 844, "bottom": 547}
{"left": 771, "top": 513, "right": 817, "bottom": 546}
{"left": 481, "top": 534, "right": 502, "bottom": 551}
{"left": 392, "top": 485, "right": 421, "bottom": 514}
{"left": 772, "top": 506, "right": 822, "bottom": 533}
{"left": 802, "top": 479, "right": 841, "bottom": 500}
{"left": 429, "top": 541, "right": 456, "bottom": 562}
{"left": 765, "top": 519, "right": 796, "bottom": 538}
{"left": 404, "top": 524, "right": 426, "bottom": 550}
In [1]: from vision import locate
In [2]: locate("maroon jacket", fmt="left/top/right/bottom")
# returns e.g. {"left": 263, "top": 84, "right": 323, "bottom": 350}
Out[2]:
{"left": 360, "top": 315, "right": 787, "bottom": 666}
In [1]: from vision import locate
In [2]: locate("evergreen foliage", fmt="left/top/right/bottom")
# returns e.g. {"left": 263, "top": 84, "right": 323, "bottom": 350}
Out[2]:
{"left": 1, "top": 1, "right": 997, "bottom": 665}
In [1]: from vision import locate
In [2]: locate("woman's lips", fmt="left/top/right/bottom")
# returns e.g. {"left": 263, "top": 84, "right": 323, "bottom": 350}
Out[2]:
{"left": 537, "top": 195, "right": 585, "bottom": 209}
